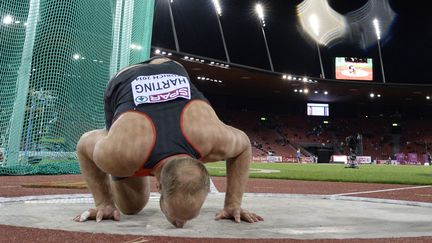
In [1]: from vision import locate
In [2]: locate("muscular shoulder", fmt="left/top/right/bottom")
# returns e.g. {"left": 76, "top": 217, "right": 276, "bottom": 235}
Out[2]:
{"left": 201, "top": 124, "right": 250, "bottom": 162}
{"left": 108, "top": 112, "right": 155, "bottom": 158}
{"left": 181, "top": 101, "right": 251, "bottom": 161}
{"left": 217, "top": 125, "right": 250, "bottom": 154}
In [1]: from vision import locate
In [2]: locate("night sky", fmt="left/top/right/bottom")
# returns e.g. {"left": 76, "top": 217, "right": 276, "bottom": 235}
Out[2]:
{"left": 152, "top": 0, "right": 432, "bottom": 84}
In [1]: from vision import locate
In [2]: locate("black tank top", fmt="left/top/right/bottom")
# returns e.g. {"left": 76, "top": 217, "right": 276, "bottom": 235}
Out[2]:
{"left": 104, "top": 58, "right": 208, "bottom": 170}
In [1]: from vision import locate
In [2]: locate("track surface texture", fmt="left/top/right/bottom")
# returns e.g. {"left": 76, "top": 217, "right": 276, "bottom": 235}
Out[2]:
{"left": 1, "top": 174, "right": 432, "bottom": 242}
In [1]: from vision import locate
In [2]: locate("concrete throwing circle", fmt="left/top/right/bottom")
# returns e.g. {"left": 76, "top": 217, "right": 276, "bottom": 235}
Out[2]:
{"left": 1, "top": 193, "right": 432, "bottom": 240}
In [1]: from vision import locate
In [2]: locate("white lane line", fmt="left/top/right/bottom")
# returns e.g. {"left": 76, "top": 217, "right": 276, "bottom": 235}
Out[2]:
{"left": 2, "top": 192, "right": 432, "bottom": 208}
{"left": 332, "top": 185, "right": 432, "bottom": 196}
{"left": 209, "top": 179, "right": 219, "bottom": 193}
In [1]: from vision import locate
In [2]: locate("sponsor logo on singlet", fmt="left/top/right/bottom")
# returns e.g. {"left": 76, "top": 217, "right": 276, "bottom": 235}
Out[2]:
{"left": 131, "top": 73, "right": 191, "bottom": 105}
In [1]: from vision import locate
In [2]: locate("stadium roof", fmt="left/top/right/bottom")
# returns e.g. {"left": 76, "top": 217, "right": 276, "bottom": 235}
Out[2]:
{"left": 153, "top": 0, "right": 432, "bottom": 85}
{"left": 152, "top": 47, "right": 432, "bottom": 105}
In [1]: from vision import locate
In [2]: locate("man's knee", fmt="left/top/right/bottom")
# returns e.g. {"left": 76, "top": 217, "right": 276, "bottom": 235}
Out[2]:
{"left": 77, "top": 130, "right": 106, "bottom": 153}
{"left": 114, "top": 188, "right": 150, "bottom": 215}
{"left": 77, "top": 131, "right": 98, "bottom": 160}
{"left": 111, "top": 177, "right": 150, "bottom": 215}
{"left": 118, "top": 199, "right": 148, "bottom": 215}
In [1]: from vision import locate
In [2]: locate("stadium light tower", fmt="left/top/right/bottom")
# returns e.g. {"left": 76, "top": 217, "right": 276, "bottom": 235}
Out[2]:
{"left": 373, "top": 18, "right": 386, "bottom": 83}
{"left": 212, "top": 0, "right": 230, "bottom": 63}
{"left": 309, "top": 14, "right": 325, "bottom": 79}
{"left": 167, "top": 0, "right": 180, "bottom": 52}
{"left": 255, "top": 3, "right": 274, "bottom": 72}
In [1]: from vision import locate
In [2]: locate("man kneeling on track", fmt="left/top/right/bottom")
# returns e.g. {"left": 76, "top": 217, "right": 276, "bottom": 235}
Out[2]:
{"left": 74, "top": 57, "right": 263, "bottom": 228}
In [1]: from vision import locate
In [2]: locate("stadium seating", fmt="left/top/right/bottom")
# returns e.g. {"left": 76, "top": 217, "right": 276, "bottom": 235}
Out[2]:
{"left": 216, "top": 108, "right": 432, "bottom": 161}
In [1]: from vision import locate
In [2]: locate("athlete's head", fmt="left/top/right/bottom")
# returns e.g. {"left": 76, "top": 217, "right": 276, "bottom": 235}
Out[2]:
{"left": 148, "top": 57, "right": 171, "bottom": 65}
{"left": 158, "top": 157, "right": 210, "bottom": 228}
{"left": 146, "top": 56, "right": 185, "bottom": 68}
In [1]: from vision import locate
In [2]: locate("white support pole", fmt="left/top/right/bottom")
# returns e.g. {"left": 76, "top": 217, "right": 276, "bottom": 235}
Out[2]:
{"left": 6, "top": 0, "right": 41, "bottom": 166}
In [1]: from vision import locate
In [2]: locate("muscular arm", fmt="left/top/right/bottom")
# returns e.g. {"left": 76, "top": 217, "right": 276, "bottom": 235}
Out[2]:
{"left": 75, "top": 130, "right": 119, "bottom": 222}
{"left": 77, "top": 143, "right": 113, "bottom": 207}
{"left": 213, "top": 127, "right": 263, "bottom": 223}
{"left": 224, "top": 131, "right": 251, "bottom": 210}
{"left": 177, "top": 101, "right": 263, "bottom": 223}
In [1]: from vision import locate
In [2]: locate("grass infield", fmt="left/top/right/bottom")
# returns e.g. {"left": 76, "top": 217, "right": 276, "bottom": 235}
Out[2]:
{"left": 206, "top": 162, "right": 432, "bottom": 185}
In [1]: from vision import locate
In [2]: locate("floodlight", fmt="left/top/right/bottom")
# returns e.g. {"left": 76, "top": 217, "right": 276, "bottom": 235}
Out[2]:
{"left": 309, "top": 14, "right": 319, "bottom": 36}
{"left": 73, "top": 54, "right": 81, "bottom": 60}
{"left": 255, "top": 3, "right": 273, "bottom": 71}
{"left": 2, "top": 15, "right": 13, "bottom": 25}
{"left": 373, "top": 18, "right": 381, "bottom": 40}
{"left": 212, "top": 0, "right": 230, "bottom": 62}
{"left": 213, "top": 0, "right": 222, "bottom": 16}
{"left": 3, "top": 15, "right": 13, "bottom": 24}
{"left": 374, "top": 18, "right": 385, "bottom": 83}
{"left": 255, "top": 4, "right": 264, "bottom": 22}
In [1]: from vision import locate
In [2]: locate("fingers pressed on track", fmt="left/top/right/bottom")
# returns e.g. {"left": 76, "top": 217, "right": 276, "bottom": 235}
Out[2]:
{"left": 113, "top": 210, "right": 121, "bottom": 221}
{"left": 79, "top": 210, "right": 91, "bottom": 222}
{"left": 96, "top": 210, "right": 104, "bottom": 223}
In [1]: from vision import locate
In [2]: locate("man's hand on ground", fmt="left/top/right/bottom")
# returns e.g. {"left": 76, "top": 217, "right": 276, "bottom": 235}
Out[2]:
{"left": 73, "top": 204, "right": 120, "bottom": 222}
{"left": 215, "top": 207, "right": 264, "bottom": 223}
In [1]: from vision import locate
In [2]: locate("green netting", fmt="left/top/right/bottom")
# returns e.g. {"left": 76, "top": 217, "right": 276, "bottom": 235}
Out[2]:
{"left": 0, "top": 0, "right": 154, "bottom": 175}
{"left": 0, "top": 161, "right": 81, "bottom": 175}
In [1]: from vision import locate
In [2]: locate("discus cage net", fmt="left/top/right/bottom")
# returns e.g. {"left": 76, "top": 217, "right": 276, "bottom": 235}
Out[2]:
{"left": 0, "top": 0, "right": 154, "bottom": 175}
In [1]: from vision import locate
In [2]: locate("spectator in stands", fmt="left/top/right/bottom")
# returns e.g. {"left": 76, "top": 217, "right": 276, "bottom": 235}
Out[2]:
{"left": 427, "top": 152, "right": 432, "bottom": 166}
{"left": 74, "top": 57, "right": 262, "bottom": 228}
